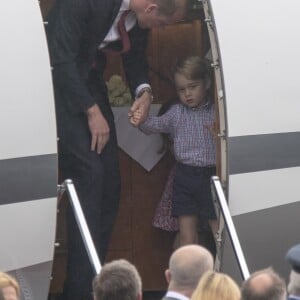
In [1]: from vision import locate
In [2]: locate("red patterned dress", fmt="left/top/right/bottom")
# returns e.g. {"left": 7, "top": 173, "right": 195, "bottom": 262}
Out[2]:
{"left": 152, "top": 165, "right": 179, "bottom": 231}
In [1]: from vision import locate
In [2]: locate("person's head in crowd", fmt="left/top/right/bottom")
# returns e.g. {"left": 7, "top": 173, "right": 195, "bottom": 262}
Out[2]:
{"left": 0, "top": 272, "right": 20, "bottom": 300}
{"left": 241, "top": 268, "right": 286, "bottom": 300}
{"left": 130, "top": 0, "right": 187, "bottom": 29}
{"left": 287, "top": 271, "right": 300, "bottom": 298}
{"left": 286, "top": 243, "right": 300, "bottom": 298}
{"left": 165, "top": 245, "right": 214, "bottom": 297}
{"left": 92, "top": 259, "right": 142, "bottom": 300}
{"left": 191, "top": 270, "right": 241, "bottom": 300}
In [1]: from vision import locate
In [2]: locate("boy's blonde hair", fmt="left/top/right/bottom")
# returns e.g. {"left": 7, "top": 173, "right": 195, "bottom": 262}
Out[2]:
{"left": 174, "top": 56, "right": 211, "bottom": 81}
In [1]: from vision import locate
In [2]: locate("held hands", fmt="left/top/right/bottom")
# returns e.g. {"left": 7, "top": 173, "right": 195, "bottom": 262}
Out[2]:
{"left": 130, "top": 106, "right": 144, "bottom": 126}
{"left": 87, "top": 104, "right": 110, "bottom": 154}
{"left": 128, "top": 90, "right": 152, "bottom": 126}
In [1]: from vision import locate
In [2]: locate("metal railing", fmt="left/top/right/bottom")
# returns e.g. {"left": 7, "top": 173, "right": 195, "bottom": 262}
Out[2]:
{"left": 56, "top": 176, "right": 249, "bottom": 279}
{"left": 58, "top": 179, "right": 101, "bottom": 275}
{"left": 211, "top": 176, "right": 250, "bottom": 280}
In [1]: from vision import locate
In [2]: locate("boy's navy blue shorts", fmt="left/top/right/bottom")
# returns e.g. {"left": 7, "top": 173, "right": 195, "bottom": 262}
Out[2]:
{"left": 172, "top": 162, "right": 216, "bottom": 219}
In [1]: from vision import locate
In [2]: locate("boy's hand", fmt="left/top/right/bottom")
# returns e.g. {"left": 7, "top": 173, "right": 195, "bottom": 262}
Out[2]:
{"left": 128, "top": 90, "right": 152, "bottom": 126}
{"left": 204, "top": 122, "right": 217, "bottom": 137}
{"left": 129, "top": 108, "right": 143, "bottom": 127}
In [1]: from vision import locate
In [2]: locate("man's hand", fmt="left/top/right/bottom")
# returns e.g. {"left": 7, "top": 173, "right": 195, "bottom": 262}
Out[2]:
{"left": 128, "top": 90, "right": 152, "bottom": 126}
{"left": 86, "top": 104, "right": 110, "bottom": 154}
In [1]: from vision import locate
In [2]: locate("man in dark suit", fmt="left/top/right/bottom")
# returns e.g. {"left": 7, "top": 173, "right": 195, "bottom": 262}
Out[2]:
{"left": 45, "top": 0, "right": 187, "bottom": 299}
{"left": 162, "top": 245, "right": 214, "bottom": 300}
{"left": 286, "top": 244, "right": 300, "bottom": 300}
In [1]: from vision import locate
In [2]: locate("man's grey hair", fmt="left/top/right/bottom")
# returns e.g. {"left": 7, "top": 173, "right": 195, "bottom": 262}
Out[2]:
{"left": 93, "top": 259, "right": 142, "bottom": 300}
{"left": 241, "top": 268, "right": 286, "bottom": 300}
{"left": 169, "top": 245, "right": 213, "bottom": 291}
{"left": 288, "top": 270, "right": 300, "bottom": 296}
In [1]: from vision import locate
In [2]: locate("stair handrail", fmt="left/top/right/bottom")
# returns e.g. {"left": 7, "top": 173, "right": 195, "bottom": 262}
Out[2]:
{"left": 58, "top": 179, "right": 101, "bottom": 275}
{"left": 211, "top": 176, "right": 250, "bottom": 280}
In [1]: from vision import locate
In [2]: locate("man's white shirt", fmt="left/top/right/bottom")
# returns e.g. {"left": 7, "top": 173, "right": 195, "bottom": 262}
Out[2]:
{"left": 165, "top": 291, "right": 190, "bottom": 300}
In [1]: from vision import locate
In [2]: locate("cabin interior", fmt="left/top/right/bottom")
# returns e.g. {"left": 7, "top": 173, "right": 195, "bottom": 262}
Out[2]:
{"left": 39, "top": 1, "right": 220, "bottom": 299}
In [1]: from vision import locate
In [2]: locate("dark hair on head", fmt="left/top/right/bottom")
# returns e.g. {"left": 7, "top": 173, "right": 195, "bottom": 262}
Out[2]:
{"left": 156, "top": 0, "right": 187, "bottom": 16}
{"left": 173, "top": 56, "right": 211, "bottom": 81}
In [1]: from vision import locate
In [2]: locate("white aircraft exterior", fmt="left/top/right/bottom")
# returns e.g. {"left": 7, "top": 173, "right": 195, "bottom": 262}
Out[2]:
{"left": 203, "top": 0, "right": 300, "bottom": 281}
{"left": 0, "top": 1, "right": 57, "bottom": 299}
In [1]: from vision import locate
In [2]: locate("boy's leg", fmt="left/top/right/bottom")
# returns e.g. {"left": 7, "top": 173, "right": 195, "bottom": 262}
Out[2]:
{"left": 173, "top": 232, "right": 180, "bottom": 250}
{"left": 208, "top": 218, "right": 219, "bottom": 236}
{"left": 178, "top": 215, "right": 198, "bottom": 246}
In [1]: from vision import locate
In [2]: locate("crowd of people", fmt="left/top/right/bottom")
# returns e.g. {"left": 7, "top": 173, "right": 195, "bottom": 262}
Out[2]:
{"left": 0, "top": 243, "right": 298, "bottom": 300}
{"left": 0, "top": 243, "right": 299, "bottom": 299}
{"left": 92, "top": 243, "right": 300, "bottom": 300}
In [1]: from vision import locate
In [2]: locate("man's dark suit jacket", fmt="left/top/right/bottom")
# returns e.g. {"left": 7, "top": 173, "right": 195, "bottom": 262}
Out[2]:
{"left": 46, "top": 0, "right": 150, "bottom": 116}
{"left": 45, "top": 1, "right": 151, "bottom": 298}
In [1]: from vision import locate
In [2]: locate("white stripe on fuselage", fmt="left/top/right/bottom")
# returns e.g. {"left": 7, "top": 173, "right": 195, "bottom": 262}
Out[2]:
{"left": 0, "top": 198, "right": 57, "bottom": 272}
{"left": 229, "top": 166, "right": 300, "bottom": 216}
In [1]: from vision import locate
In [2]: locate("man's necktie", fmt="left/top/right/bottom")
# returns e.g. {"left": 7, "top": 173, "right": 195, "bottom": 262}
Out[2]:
{"left": 103, "top": 10, "right": 131, "bottom": 55}
{"left": 118, "top": 10, "right": 131, "bottom": 53}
